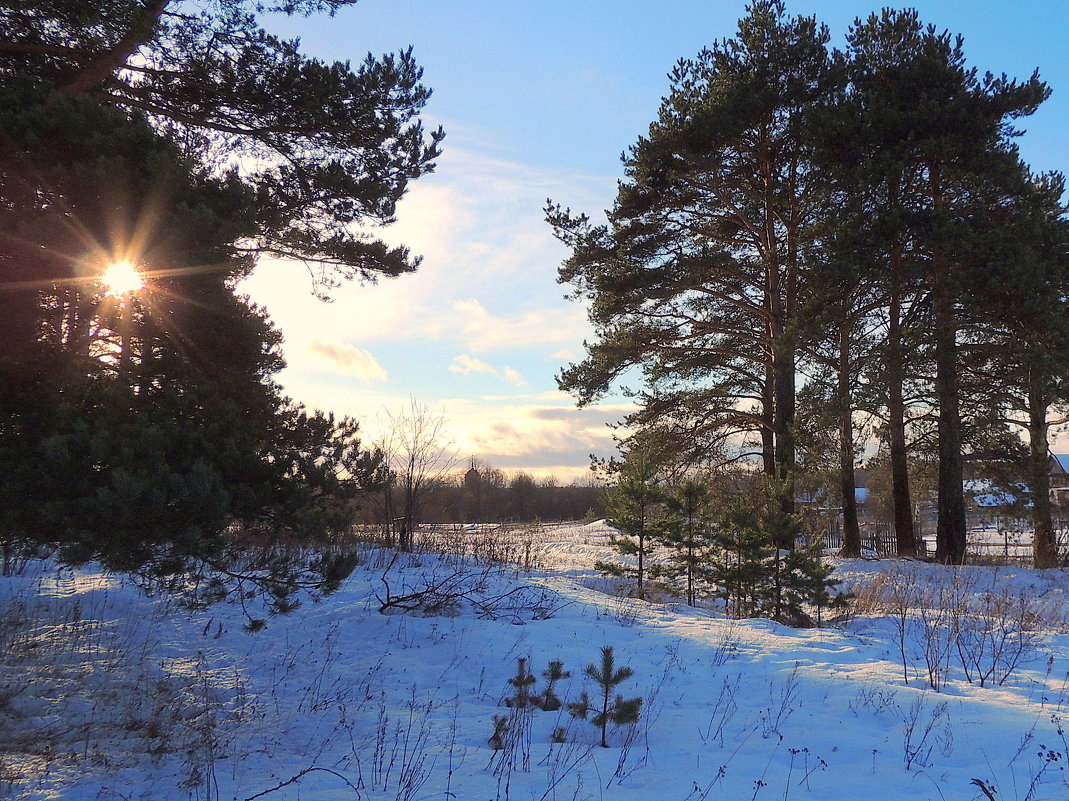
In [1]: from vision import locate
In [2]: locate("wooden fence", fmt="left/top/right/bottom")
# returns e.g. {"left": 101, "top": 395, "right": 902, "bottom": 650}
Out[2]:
{"left": 820, "top": 519, "right": 925, "bottom": 558}
{"left": 821, "top": 514, "right": 1069, "bottom": 564}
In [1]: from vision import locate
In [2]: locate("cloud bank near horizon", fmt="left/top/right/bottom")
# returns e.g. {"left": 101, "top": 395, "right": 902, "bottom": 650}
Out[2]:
{"left": 240, "top": 135, "right": 626, "bottom": 478}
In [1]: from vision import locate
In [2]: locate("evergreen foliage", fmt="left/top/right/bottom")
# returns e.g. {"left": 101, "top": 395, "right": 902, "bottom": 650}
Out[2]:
{"left": 568, "top": 647, "right": 642, "bottom": 748}
{"left": 0, "top": 1, "right": 428, "bottom": 603}
{"left": 824, "top": 9, "right": 1052, "bottom": 565}
{"left": 488, "top": 715, "right": 509, "bottom": 751}
{"left": 536, "top": 660, "right": 571, "bottom": 712}
{"left": 654, "top": 478, "right": 716, "bottom": 606}
{"left": 597, "top": 450, "right": 665, "bottom": 598}
{"left": 550, "top": 1, "right": 1069, "bottom": 569}
{"left": 504, "top": 658, "right": 537, "bottom": 709}
{"left": 711, "top": 502, "right": 778, "bottom": 620}
{"left": 548, "top": 0, "right": 836, "bottom": 504}
{"left": 0, "top": 0, "right": 443, "bottom": 291}
{"left": 711, "top": 486, "right": 846, "bottom": 625}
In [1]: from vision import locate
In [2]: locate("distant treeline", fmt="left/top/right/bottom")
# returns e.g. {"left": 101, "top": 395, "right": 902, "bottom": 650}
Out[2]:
{"left": 362, "top": 464, "right": 606, "bottom": 525}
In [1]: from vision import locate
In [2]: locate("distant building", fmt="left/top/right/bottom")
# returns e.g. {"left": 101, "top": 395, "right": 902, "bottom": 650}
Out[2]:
{"left": 463, "top": 458, "right": 483, "bottom": 521}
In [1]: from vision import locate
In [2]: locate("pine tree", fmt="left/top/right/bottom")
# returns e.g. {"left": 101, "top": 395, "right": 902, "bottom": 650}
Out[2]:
{"left": 0, "top": 58, "right": 388, "bottom": 607}
{"left": 711, "top": 485, "right": 845, "bottom": 625}
{"left": 550, "top": 1, "right": 836, "bottom": 510}
{"left": 711, "top": 502, "right": 777, "bottom": 619}
{"left": 488, "top": 715, "right": 509, "bottom": 750}
{"left": 0, "top": 0, "right": 443, "bottom": 296}
{"left": 960, "top": 171, "right": 1069, "bottom": 568}
{"left": 504, "top": 657, "right": 537, "bottom": 709}
{"left": 841, "top": 10, "right": 1049, "bottom": 564}
{"left": 536, "top": 660, "right": 571, "bottom": 712}
{"left": 657, "top": 478, "right": 715, "bottom": 606}
{"left": 0, "top": 0, "right": 422, "bottom": 601}
{"left": 598, "top": 449, "right": 664, "bottom": 598}
{"left": 568, "top": 647, "right": 642, "bottom": 748}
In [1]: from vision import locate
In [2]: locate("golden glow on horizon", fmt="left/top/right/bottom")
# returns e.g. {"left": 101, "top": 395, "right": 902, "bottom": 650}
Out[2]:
{"left": 102, "top": 261, "right": 144, "bottom": 296}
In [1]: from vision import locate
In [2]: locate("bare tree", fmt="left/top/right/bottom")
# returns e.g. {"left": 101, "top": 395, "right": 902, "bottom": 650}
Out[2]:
{"left": 380, "top": 400, "right": 457, "bottom": 550}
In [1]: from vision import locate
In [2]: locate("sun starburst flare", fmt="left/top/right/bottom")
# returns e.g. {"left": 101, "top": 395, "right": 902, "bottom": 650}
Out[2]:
{"left": 102, "top": 261, "right": 144, "bottom": 296}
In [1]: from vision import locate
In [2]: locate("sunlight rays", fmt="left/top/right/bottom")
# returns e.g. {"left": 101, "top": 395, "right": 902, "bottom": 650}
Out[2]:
{"left": 101, "top": 261, "right": 144, "bottom": 296}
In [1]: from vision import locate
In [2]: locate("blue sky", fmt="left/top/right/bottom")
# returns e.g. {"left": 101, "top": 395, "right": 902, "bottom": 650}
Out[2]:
{"left": 241, "top": 0, "right": 1069, "bottom": 480}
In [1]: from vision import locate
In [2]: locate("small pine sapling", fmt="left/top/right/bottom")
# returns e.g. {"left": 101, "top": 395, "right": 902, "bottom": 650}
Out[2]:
{"left": 568, "top": 646, "right": 642, "bottom": 747}
{"left": 711, "top": 503, "right": 776, "bottom": 619}
{"left": 599, "top": 449, "right": 665, "bottom": 598}
{"left": 711, "top": 489, "right": 847, "bottom": 626}
{"left": 657, "top": 477, "right": 716, "bottom": 606}
{"left": 489, "top": 715, "right": 509, "bottom": 750}
{"left": 779, "top": 541, "right": 850, "bottom": 626}
{"left": 536, "top": 660, "right": 571, "bottom": 711}
{"left": 505, "top": 657, "right": 537, "bottom": 708}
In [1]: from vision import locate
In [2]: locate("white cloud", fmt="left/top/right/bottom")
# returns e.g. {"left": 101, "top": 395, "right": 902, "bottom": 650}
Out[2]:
{"left": 307, "top": 340, "right": 389, "bottom": 382}
{"left": 241, "top": 143, "right": 604, "bottom": 361}
{"left": 450, "top": 353, "right": 497, "bottom": 377}
{"left": 447, "top": 298, "right": 588, "bottom": 353}
{"left": 502, "top": 367, "right": 526, "bottom": 387}
{"left": 450, "top": 354, "right": 528, "bottom": 386}
{"left": 435, "top": 397, "right": 635, "bottom": 481}
{"left": 237, "top": 135, "right": 621, "bottom": 478}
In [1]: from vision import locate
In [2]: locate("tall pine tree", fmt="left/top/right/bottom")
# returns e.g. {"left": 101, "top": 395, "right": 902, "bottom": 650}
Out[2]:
{"left": 549, "top": 1, "right": 836, "bottom": 522}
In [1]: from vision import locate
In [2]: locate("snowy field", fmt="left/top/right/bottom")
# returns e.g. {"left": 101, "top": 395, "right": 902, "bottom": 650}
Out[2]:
{"left": 3, "top": 521, "right": 1069, "bottom": 801}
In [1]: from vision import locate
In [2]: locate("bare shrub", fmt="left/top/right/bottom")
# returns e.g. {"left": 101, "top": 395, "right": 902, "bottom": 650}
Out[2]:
{"left": 536, "top": 729, "right": 594, "bottom": 801}
{"left": 610, "top": 646, "right": 677, "bottom": 785}
{"left": 845, "top": 568, "right": 898, "bottom": 617}
{"left": 0, "top": 571, "right": 261, "bottom": 798}
{"left": 901, "top": 696, "right": 952, "bottom": 771}
{"left": 915, "top": 573, "right": 966, "bottom": 692}
{"left": 850, "top": 566, "right": 1064, "bottom": 691}
{"left": 848, "top": 683, "right": 899, "bottom": 717}
{"left": 953, "top": 587, "right": 1061, "bottom": 688}
{"left": 487, "top": 704, "right": 533, "bottom": 801}
{"left": 356, "top": 690, "right": 435, "bottom": 801}
{"left": 374, "top": 552, "right": 565, "bottom": 621}
{"left": 759, "top": 665, "right": 800, "bottom": 741}
{"left": 709, "top": 621, "right": 743, "bottom": 667}
{"left": 699, "top": 674, "right": 741, "bottom": 749}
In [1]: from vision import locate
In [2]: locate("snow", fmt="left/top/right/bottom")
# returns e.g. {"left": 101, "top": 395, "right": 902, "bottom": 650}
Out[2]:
{"left": 3, "top": 522, "right": 1069, "bottom": 801}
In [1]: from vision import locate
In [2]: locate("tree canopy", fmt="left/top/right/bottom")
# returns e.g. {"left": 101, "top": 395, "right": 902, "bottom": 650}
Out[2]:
{"left": 0, "top": 0, "right": 443, "bottom": 291}
{"left": 0, "top": 0, "right": 438, "bottom": 603}
{"left": 550, "top": 1, "right": 1067, "bottom": 566}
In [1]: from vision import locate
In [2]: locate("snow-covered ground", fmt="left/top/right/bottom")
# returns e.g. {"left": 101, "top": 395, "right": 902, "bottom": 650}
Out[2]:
{"left": 3, "top": 521, "right": 1069, "bottom": 801}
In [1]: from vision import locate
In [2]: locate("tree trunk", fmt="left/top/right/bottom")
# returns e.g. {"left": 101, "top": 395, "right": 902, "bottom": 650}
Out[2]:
{"left": 837, "top": 321, "right": 861, "bottom": 557}
{"left": 886, "top": 281, "right": 916, "bottom": 556}
{"left": 933, "top": 274, "right": 966, "bottom": 564}
{"left": 1028, "top": 367, "right": 1057, "bottom": 568}
{"left": 636, "top": 509, "right": 645, "bottom": 598}
{"left": 773, "top": 338, "right": 796, "bottom": 521}
{"left": 770, "top": 284, "right": 796, "bottom": 537}
{"left": 762, "top": 363, "right": 776, "bottom": 476}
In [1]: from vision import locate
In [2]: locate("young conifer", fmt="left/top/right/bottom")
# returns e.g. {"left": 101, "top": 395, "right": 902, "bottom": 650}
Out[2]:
{"left": 599, "top": 449, "right": 664, "bottom": 598}
{"left": 504, "top": 657, "right": 537, "bottom": 708}
{"left": 568, "top": 647, "right": 642, "bottom": 747}
{"left": 536, "top": 660, "right": 571, "bottom": 711}
{"left": 657, "top": 478, "right": 715, "bottom": 605}
{"left": 712, "top": 487, "right": 847, "bottom": 625}
{"left": 488, "top": 715, "right": 509, "bottom": 750}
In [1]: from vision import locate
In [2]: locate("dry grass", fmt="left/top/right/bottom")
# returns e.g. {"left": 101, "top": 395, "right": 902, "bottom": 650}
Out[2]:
{"left": 0, "top": 568, "right": 260, "bottom": 799}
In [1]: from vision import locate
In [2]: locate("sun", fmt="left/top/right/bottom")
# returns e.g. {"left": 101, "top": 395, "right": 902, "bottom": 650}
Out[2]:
{"left": 102, "top": 261, "right": 145, "bottom": 296}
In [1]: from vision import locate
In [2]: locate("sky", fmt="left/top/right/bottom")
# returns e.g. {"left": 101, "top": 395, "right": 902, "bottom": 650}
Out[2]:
{"left": 240, "top": 0, "right": 1069, "bottom": 481}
